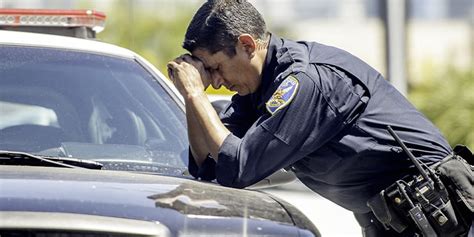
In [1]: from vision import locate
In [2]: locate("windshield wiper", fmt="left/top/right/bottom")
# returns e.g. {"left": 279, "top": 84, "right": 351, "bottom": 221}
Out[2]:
{"left": 0, "top": 150, "right": 103, "bottom": 169}
{"left": 93, "top": 159, "right": 186, "bottom": 175}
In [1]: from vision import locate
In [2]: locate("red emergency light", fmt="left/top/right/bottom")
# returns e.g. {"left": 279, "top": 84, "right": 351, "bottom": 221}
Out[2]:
{"left": 0, "top": 9, "right": 106, "bottom": 33}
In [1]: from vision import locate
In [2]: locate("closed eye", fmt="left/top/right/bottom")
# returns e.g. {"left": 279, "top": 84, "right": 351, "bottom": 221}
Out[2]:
{"left": 206, "top": 65, "right": 219, "bottom": 73}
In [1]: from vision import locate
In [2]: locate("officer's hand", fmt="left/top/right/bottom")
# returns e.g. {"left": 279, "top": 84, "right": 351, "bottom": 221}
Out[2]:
{"left": 167, "top": 54, "right": 211, "bottom": 97}
{"left": 181, "top": 54, "right": 212, "bottom": 89}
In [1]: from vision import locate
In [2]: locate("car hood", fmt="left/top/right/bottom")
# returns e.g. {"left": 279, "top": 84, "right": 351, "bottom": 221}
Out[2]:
{"left": 0, "top": 166, "right": 316, "bottom": 236}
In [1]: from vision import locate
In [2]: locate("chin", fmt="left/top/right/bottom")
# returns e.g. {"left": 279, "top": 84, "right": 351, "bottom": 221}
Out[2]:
{"left": 236, "top": 90, "right": 249, "bottom": 96}
{"left": 237, "top": 87, "right": 257, "bottom": 96}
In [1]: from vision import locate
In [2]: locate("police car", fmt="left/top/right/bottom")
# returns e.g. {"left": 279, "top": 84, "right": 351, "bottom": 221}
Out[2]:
{"left": 0, "top": 9, "right": 320, "bottom": 236}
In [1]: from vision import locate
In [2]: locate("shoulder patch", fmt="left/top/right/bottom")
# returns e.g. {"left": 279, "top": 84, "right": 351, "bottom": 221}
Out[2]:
{"left": 266, "top": 75, "right": 299, "bottom": 115}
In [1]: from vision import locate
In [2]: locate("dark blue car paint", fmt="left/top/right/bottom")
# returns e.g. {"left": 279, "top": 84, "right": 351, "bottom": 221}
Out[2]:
{"left": 0, "top": 166, "right": 318, "bottom": 236}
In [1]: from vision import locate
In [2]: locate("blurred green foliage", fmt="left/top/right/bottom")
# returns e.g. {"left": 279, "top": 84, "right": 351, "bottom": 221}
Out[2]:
{"left": 409, "top": 65, "right": 474, "bottom": 149}
{"left": 84, "top": 0, "right": 294, "bottom": 96}
{"left": 92, "top": 0, "right": 234, "bottom": 95}
{"left": 96, "top": 0, "right": 194, "bottom": 74}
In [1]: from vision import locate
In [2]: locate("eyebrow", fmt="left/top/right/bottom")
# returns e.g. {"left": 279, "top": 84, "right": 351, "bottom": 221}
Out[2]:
{"left": 203, "top": 60, "right": 215, "bottom": 69}
{"left": 191, "top": 54, "right": 207, "bottom": 64}
{"left": 202, "top": 61, "right": 217, "bottom": 70}
{"left": 191, "top": 53, "right": 215, "bottom": 70}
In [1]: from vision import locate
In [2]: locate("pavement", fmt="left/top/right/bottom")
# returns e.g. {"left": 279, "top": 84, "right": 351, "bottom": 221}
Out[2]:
{"left": 263, "top": 181, "right": 362, "bottom": 237}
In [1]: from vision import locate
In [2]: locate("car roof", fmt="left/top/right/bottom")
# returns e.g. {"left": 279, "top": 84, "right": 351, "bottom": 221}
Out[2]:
{"left": 0, "top": 30, "right": 136, "bottom": 59}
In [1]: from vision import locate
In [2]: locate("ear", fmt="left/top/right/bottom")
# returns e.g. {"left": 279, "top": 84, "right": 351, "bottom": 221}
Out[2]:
{"left": 237, "top": 34, "right": 257, "bottom": 58}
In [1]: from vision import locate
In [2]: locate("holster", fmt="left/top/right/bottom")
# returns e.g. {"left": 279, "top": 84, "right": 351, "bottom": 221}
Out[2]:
{"left": 432, "top": 145, "right": 474, "bottom": 214}
{"left": 367, "top": 190, "right": 408, "bottom": 233}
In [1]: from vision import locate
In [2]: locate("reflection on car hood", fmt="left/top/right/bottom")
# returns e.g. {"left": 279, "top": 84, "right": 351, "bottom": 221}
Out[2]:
{"left": 0, "top": 166, "right": 310, "bottom": 235}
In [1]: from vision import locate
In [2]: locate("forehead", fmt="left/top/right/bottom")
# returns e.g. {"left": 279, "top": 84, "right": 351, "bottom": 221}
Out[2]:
{"left": 192, "top": 49, "right": 229, "bottom": 68}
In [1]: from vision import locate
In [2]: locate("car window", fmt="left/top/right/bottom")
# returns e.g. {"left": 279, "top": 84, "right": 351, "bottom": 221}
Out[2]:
{"left": 0, "top": 46, "right": 188, "bottom": 174}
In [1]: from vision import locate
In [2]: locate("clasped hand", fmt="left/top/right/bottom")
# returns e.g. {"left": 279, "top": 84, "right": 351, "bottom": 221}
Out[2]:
{"left": 167, "top": 54, "right": 212, "bottom": 98}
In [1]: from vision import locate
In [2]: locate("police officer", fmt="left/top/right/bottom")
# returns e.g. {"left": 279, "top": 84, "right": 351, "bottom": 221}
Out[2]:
{"left": 167, "top": 0, "right": 471, "bottom": 236}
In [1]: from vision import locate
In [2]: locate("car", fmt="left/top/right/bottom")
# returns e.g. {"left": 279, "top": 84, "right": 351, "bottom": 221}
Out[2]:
{"left": 0, "top": 9, "right": 320, "bottom": 237}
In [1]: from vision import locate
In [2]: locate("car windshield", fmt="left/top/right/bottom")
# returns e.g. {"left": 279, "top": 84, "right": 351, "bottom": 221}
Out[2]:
{"left": 0, "top": 46, "right": 189, "bottom": 175}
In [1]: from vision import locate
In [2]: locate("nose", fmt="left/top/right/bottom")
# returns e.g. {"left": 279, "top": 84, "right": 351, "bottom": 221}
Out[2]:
{"left": 211, "top": 70, "right": 224, "bottom": 89}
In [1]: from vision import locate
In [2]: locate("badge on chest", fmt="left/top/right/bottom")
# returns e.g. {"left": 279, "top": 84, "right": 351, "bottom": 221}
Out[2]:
{"left": 266, "top": 75, "right": 299, "bottom": 115}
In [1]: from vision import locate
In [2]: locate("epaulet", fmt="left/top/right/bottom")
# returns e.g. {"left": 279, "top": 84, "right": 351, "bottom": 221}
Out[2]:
{"left": 265, "top": 75, "right": 299, "bottom": 115}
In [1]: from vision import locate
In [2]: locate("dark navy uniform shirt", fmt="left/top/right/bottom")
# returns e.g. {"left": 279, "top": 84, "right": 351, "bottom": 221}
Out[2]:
{"left": 189, "top": 34, "right": 452, "bottom": 213}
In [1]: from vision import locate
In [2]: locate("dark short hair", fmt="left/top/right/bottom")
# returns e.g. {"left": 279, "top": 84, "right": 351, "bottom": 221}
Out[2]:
{"left": 183, "top": 0, "right": 268, "bottom": 57}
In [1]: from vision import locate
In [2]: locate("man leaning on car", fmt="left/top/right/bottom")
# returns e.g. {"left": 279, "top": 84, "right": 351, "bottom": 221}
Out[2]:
{"left": 167, "top": 0, "right": 474, "bottom": 236}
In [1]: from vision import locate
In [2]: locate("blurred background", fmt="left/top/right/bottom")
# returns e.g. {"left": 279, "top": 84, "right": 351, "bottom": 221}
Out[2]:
{"left": 1, "top": 0, "right": 473, "bottom": 236}
{"left": 2, "top": 0, "right": 472, "bottom": 149}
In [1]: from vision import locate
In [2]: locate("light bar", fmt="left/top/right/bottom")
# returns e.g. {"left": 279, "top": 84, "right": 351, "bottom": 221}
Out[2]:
{"left": 0, "top": 9, "right": 106, "bottom": 33}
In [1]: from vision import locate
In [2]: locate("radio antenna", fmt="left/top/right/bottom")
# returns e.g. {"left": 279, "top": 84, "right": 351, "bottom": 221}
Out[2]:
{"left": 387, "top": 126, "right": 433, "bottom": 189}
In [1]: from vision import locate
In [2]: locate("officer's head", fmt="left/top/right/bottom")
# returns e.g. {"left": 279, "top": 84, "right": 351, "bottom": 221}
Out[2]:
{"left": 183, "top": 0, "right": 269, "bottom": 96}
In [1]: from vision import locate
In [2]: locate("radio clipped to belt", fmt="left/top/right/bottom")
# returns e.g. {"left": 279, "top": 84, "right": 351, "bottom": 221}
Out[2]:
{"left": 367, "top": 126, "right": 473, "bottom": 237}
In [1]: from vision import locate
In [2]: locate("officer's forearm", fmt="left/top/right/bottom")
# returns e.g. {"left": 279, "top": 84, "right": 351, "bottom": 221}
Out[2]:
{"left": 186, "top": 102, "right": 212, "bottom": 166}
{"left": 185, "top": 92, "right": 230, "bottom": 160}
